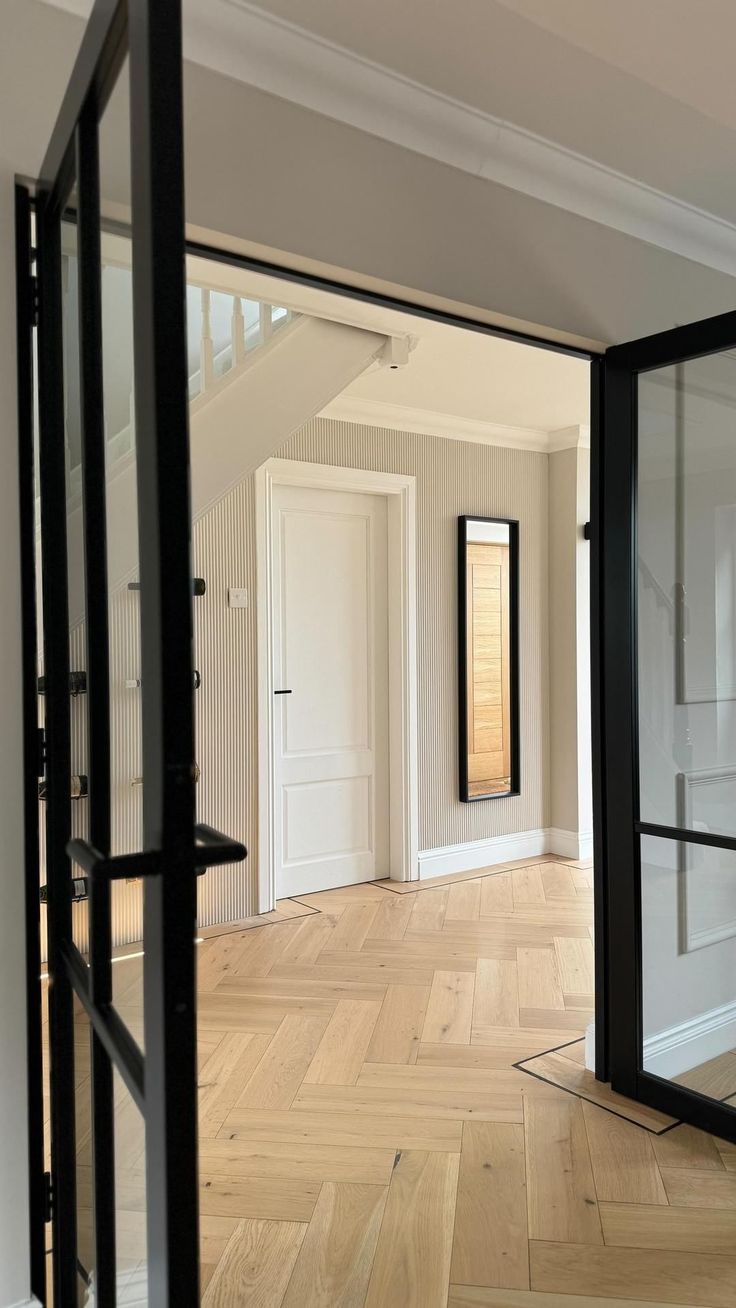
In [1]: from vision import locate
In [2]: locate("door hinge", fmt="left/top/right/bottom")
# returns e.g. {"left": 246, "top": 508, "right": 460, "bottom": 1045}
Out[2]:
{"left": 37, "top": 728, "right": 47, "bottom": 779}
{"left": 43, "top": 1170, "right": 53, "bottom": 1223}
{"left": 30, "top": 274, "right": 40, "bottom": 329}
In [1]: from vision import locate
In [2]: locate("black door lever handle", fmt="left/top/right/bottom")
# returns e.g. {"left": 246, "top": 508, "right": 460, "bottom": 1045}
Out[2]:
{"left": 274, "top": 689, "right": 292, "bottom": 695}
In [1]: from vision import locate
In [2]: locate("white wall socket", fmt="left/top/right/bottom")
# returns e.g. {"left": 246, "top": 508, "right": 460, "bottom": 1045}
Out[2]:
{"left": 228, "top": 587, "right": 248, "bottom": 609}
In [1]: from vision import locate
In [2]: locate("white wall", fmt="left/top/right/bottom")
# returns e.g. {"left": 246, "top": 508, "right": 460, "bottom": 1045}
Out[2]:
{"left": 548, "top": 439, "right": 593, "bottom": 856}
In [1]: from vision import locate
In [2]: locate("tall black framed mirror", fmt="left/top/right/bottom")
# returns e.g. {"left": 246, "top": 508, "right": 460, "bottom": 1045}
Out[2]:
{"left": 458, "top": 516, "right": 520, "bottom": 802}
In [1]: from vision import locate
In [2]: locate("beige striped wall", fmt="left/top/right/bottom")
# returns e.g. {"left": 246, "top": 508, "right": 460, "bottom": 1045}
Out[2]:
{"left": 47, "top": 418, "right": 549, "bottom": 953}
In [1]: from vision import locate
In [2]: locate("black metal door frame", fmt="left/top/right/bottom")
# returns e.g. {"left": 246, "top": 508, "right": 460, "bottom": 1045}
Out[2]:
{"left": 604, "top": 310, "right": 736, "bottom": 1141}
{"left": 25, "top": 1, "right": 246, "bottom": 1303}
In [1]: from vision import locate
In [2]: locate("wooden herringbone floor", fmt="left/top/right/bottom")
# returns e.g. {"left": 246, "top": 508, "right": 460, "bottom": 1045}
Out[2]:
{"left": 64, "top": 856, "right": 736, "bottom": 1305}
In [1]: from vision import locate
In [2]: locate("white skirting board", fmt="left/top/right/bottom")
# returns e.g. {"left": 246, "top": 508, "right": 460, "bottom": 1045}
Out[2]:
{"left": 643, "top": 999, "right": 736, "bottom": 1081}
{"left": 548, "top": 827, "right": 594, "bottom": 861}
{"left": 416, "top": 826, "right": 591, "bottom": 879}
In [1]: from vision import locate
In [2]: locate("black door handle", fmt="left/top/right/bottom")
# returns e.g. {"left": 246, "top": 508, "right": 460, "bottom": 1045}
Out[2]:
{"left": 274, "top": 689, "right": 292, "bottom": 695}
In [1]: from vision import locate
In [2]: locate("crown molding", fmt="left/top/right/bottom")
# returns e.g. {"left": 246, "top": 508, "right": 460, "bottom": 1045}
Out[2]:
{"left": 42, "top": 0, "right": 736, "bottom": 277}
{"left": 320, "top": 395, "right": 553, "bottom": 452}
{"left": 548, "top": 424, "right": 591, "bottom": 452}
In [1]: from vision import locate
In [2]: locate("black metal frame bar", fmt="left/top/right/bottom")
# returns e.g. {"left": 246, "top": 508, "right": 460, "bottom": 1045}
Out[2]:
{"left": 185, "top": 239, "right": 595, "bottom": 362}
{"left": 589, "top": 356, "right": 609, "bottom": 1081}
{"left": 27, "top": 1, "right": 248, "bottom": 1303}
{"left": 457, "top": 516, "right": 521, "bottom": 803}
{"left": 37, "top": 165, "right": 80, "bottom": 1308}
{"left": 15, "top": 183, "right": 47, "bottom": 1305}
{"left": 604, "top": 320, "right": 736, "bottom": 1141}
{"left": 77, "top": 99, "right": 117, "bottom": 1306}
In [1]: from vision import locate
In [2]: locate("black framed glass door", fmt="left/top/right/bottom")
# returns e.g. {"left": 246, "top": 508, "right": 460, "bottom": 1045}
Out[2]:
{"left": 604, "top": 310, "right": 736, "bottom": 1141}
{"left": 22, "top": 1, "right": 246, "bottom": 1303}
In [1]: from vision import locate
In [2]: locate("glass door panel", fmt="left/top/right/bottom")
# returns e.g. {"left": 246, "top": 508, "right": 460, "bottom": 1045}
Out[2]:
{"left": 641, "top": 834, "right": 736, "bottom": 1107}
{"left": 604, "top": 309, "right": 736, "bottom": 1139}
{"left": 638, "top": 352, "right": 736, "bottom": 839}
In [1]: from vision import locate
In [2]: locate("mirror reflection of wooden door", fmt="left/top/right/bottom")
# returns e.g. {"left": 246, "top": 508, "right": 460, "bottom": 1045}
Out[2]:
{"left": 466, "top": 541, "right": 511, "bottom": 795}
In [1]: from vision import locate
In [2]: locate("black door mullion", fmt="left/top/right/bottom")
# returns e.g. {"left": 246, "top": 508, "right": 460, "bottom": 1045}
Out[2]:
{"left": 128, "top": 1, "right": 200, "bottom": 1300}
{"left": 76, "top": 103, "right": 117, "bottom": 1306}
{"left": 15, "top": 182, "right": 47, "bottom": 1307}
{"left": 601, "top": 353, "right": 642, "bottom": 1099}
{"left": 36, "top": 189, "right": 79, "bottom": 1308}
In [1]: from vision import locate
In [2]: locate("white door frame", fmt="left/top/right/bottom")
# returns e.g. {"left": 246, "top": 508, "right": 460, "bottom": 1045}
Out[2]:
{"left": 255, "top": 458, "right": 419, "bottom": 911}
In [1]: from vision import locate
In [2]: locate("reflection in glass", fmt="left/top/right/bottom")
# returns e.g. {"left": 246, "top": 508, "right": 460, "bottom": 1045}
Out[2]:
{"left": 61, "top": 197, "right": 92, "bottom": 959}
{"left": 459, "top": 517, "right": 518, "bottom": 800}
{"left": 642, "top": 834, "right": 736, "bottom": 1110}
{"left": 638, "top": 352, "right": 736, "bottom": 838}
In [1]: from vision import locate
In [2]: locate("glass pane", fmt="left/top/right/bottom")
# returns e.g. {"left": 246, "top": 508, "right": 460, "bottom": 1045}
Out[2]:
{"left": 641, "top": 833, "right": 736, "bottom": 1110}
{"left": 98, "top": 59, "right": 146, "bottom": 1012}
{"left": 638, "top": 353, "right": 736, "bottom": 837}
{"left": 61, "top": 193, "right": 92, "bottom": 959}
{"left": 73, "top": 997, "right": 94, "bottom": 1303}
{"left": 113, "top": 1067, "right": 148, "bottom": 1298}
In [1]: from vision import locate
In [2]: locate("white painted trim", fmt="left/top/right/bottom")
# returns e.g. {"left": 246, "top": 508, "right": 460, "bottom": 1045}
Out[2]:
{"left": 418, "top": 829, "right": 549, "bottom": 879}
{"left": 419, "top": 827, "right": 594, "bottom": 878}
{"left": 548, "top": 826, "right": 594, "bottom": 861}
{"left": 644, "top": 999, "right": 736, "bottom": 1081}
{"left": 320, "top": 396, "right": 550, "bottom": 453}
{"left": 548, "top": 424, "right": 591, "bottom": 454}
{"left": 255, "top": 459, "right": 418, "bottom": 910}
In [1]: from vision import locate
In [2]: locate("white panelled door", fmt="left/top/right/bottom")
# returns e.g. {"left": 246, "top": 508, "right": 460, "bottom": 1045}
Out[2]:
{"left": 271, "top": 483, "right": 389, "bottom": 897}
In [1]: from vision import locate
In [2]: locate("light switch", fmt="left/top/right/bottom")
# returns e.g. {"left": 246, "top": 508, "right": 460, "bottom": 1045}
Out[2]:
{"left": 228, "top": 587, "right": 248, "bottom": 609}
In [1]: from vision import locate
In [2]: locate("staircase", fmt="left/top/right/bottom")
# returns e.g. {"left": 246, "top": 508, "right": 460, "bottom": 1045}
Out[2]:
{"left": 61, "top": 261, "right": 298, "bottom": 513}
{"left": 57, "top": 251, "right": 391, "bottom": 625}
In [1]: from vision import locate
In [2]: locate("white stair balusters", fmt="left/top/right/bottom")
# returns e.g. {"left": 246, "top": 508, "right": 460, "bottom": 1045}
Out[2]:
{"left": 232, "top": 295, "right": 246, "bottom": 367}
{"left": 200, "top": 287, "right": 215, "bottom": 393}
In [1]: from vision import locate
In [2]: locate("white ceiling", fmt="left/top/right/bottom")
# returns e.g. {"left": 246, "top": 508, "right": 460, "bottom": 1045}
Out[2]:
{"left": 187, "top": 254, "right": 591, "bottom": 440}
{"left": 339, "top": 323, "right": 590, "bottom": 437}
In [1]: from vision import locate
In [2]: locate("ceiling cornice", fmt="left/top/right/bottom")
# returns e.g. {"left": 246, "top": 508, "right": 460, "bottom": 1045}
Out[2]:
{"left": 320, "top": 396, "right": 555, "bottom": 453}
{"left": 42, "top": 0, "right": 736, "bottom": 278}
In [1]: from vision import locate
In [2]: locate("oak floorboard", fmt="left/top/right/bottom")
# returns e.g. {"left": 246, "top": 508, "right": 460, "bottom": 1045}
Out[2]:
{"left": 365, "top": 893, "right": 415, "bottom": 941}
{"left": 516, "top": 948, "right": 564, "bottom": 1011}
{"left": 199, "top": 1136, "right": 397, "bottom": 1185}
{"left": 450, "top": 1121, "right": 529, "bottom": 1289}
{"left": 364, "top": 1150, "right": 460, "bottom": 1308}
{"left": 446, "top": 879, "right": 483, "bottom": 921}
{"left": 524, "top": 1097, "right": 603, "bottom": 1244}
{"left": 219, "top": 1106, "right": 463, "bottom": 1152}
{"left": 282, "top": 1182, "right": 388, "bottom": 1308}
{"left": 479, "top": 871, "right": 514, "bottom": 915}
{"left": 365, "top": 984, "right": 430, "bottom": 1064}
{"left": 599, "top": 1200, "right": 736, "bottom": 1255}
{"left": 473, "top": 958, "right": 519, "bottom": 1029}
{"left": 530, "top": 1238, "right": 736, "bottom": 1306}
{"left": 303, "top": 998, "right": 383, "bottom": 1085}
{"left": 422, "top": 970, "right": 475, "bottom": 1044}
{"left": 199, "top": 1174, "right": 320, "bottom": 1223}
{"left": 661, "top": 1165, "right": 736, "bottom": 1208}
{"left": 651, "top": 1123, "right": 726, "bottom": 1171}
{"left": 199, "top": 1032, "right": 273, "bottom": 1137}
{"left": 236, "top": 1013, "right": 329, "bottom": 1110}
{"left": 202, "top": 1218, "right": 306, "bottom": 1308}
{"left": 582, "top": 1100, "right": 667, "bottom": 1205}
{"left": 449, "top": 1288, "right": 700, "bottom": 1308}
